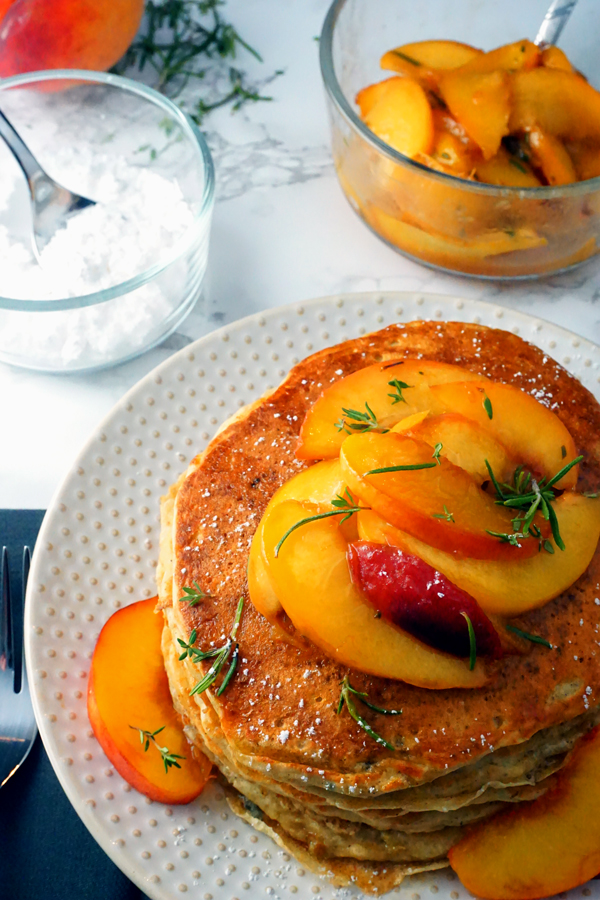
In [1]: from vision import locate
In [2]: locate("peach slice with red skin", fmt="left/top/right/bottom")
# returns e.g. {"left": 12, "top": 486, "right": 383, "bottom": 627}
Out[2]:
{"left": 261, "top": 498, "right": 488, "bottom": 689}
{"left": 296, "top": 359, "right": 484, "bottom": 460}
{"left": 448, "top": 724, "right": 600, "bottom": 899}
{"left": 357, "top": 493, "right": 600, "bottom": 617}
{"left": 340, "top": 432, "right": 546, "bottom": 561}
{"left": 428, "top": 380, "right": 579, "bottom": 488}
{"left": 347, "top": 541, "right": 501, "bottom": 658}
{"left": 88, "top": 597, "right": 212, "bottom": 803}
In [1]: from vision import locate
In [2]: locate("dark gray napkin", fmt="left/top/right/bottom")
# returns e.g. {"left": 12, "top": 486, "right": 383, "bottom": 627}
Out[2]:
{"left": 0, "top": 509, "right": 145, "bottom": 900}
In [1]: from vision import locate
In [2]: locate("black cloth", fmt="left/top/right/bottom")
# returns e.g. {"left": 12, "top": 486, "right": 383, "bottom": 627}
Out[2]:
{"left": 0, "top": 510, "right": 145, "bottom": 900}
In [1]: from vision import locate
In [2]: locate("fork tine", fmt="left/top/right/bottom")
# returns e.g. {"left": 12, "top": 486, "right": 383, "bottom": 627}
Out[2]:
{"left": 12, "top": 547, "right": 30, "bottom": 695}
{"left": 1, "top": 546, "right": 13, "bottom": 679}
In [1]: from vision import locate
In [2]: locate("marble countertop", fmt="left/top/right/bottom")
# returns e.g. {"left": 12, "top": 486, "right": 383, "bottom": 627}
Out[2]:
{"left": 2, "top": 0, "right": 600, "bottom": 510}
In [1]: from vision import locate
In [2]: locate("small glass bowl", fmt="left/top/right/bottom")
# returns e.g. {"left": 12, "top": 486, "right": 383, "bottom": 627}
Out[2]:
{"left": 0, "top": 70, "right": 214, "bottom": 372}
{"left": 320, "top": 0, "right": 600, "bottom": 279}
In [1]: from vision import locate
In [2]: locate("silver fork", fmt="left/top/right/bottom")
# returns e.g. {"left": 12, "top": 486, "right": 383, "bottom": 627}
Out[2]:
{"left": 0, "top": 546, "right": 38, "bottom": 788}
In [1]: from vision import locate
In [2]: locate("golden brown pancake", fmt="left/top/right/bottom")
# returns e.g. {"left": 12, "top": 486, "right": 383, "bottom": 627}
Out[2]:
{"left": 158, "top": 320, "right": 600, "bottom": 889}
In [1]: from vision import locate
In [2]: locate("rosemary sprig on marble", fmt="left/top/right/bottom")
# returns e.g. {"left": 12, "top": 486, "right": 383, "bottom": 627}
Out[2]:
{"left": 178, "top": 596, "right": 244, "bottom": 696}
{"left": 337, "top": 677, "right": 402, "bottom": 750}
{"left": 274, "top": 490, "right": 369, "bottom": 557}
{"left": 129, "top": 725, "right": 185, "bottom": 773}
{"left": 114, "top": 0, "right": 275, "bottom": 124}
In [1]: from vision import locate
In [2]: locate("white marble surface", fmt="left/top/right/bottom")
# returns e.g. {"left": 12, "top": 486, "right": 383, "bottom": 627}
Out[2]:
{"left": 2, "top": 0, "right": 600, "bottom": 510}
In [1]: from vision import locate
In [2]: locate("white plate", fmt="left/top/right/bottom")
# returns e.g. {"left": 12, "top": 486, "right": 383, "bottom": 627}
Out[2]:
{"left": 25, "top": 291, "right": 600, "bottom": 900}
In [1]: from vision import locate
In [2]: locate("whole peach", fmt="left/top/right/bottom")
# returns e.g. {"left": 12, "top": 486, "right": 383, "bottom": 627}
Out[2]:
{"left": 0, "top": 0, "right": 145, "bottom": 76}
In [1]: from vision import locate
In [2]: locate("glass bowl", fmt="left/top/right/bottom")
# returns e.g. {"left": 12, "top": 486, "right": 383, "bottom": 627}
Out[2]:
{"left": 320, "top": 0, "right": 600, "bottom": 279}
{"left": 0, "top": 70, "right": 214, "bottom": 372}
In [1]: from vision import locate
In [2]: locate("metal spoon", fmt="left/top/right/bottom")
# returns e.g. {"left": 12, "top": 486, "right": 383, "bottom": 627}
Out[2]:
{"left": 535, "top": 0, "right": 578, "bottom": 47}
{"left": 0, "top": 108, "right": 95, "bottom": 264}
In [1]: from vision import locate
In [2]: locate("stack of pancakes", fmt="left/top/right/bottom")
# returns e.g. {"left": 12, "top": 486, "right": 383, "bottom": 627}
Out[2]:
{"left": 157, "top": 321, "right": 600, "bottom": 893}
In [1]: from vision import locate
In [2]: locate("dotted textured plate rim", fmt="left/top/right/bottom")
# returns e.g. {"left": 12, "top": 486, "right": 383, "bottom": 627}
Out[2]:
{"left": 24, "top": 291, "right": 600, "bottom": 900}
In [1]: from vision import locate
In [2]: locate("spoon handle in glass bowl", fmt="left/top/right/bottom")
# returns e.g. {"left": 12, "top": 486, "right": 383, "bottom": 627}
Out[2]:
{"left": 535, "top": 0, "right": 578, "bottom": 47}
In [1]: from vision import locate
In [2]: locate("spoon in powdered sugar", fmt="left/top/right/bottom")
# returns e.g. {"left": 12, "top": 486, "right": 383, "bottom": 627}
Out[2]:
{"left": 0, "top": 107, "right": 95, "bottom": 264}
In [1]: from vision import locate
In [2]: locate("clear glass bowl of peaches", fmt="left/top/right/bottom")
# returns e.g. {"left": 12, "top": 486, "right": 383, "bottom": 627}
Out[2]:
{"left": 320, "top": 0, "right": 600, "bottom": 279}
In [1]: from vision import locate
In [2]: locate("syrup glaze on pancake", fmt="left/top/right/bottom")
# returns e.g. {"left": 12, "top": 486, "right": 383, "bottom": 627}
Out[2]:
{"left": 165, "top": 321, "right": 600, "bottom": 794}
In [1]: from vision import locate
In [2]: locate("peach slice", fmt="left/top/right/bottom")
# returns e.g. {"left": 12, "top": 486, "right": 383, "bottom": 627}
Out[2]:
{"left": 357, "top": 493, "right": 600, "bottom": 616}
{"left": 296, "top": 359, "right": 484, "bottom": 460}
{"left": 400, "top": 412, "right": 517, "bottom": 483}
{"left": 366, "top": 205, "right": 547, "bottom": 272}
{"left": 439, "top": 69, "right": 511, "bottom": 159}
{"left": 339, "top": 432, "right": 544, "bottom": 561}
{"left": 428, "top": 380, "right": 579, "bottom": 488}
{"left": 541, "top": 45, "right": 573, "bottom": 73}
{"left": 528, "top": 127, "right": 577, "bottom": 186}
{"left": 448, "top": 724, "right": 600, "bottom": 899}
{"left": 362, "top": 77, "right": 434, "bottom": 158}
{"left": 347, "top": 541, "right": 502, "bottom": 658}
{"left": 261, "top": 498, "right": 488, "bottom": 689}
{"left": 88, "top": 598, "right": 212, "bottom": 803}
{"left": 475, "top": 146, "right": 542, "bottom": 187}
{"left": 458, "top": 39, "right": 540, "bottom": 75}
{"left": 510, "top": 68, "right": 600, "bottom": 142}
{"left": 567, "top": 141, "right": 600, "bottom": 181}
{"left": 379, "top": 40, "right": 482, "bottom": 92}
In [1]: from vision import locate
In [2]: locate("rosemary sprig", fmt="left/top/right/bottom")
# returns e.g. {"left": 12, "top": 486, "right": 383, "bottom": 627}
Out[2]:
{"left": 179, "top": 580, "right": 211, "bottom": 607}
{"left": 129, "top": 725, "right": 185, "bottom": 774}
{"left": 337, "top": 677, "right": 402, "bottom": 750}
{"left": 274, "top": 490, "right": 369, "bottom": 557}
{"left": 113, "top": 0, "right": 275, "bottom": 124}
{"left": 460, "top": 613, "right": 477, "bottom": 671}
{"left": 387, "top": 378, "right": 412, "bottom": 405}
{"left": 432, "top": 442, "right": 443, "bottom": 465}
{"left": 177, "top": 596, "right": 244, "bottom": 696}
{"left": 335, "top": 402, "right": 386, "bottom": 435}
{"left": 391, "top": 50, "right": 421, "bottom": 67}
{"left": 365, "top": 458, "right": 437, "bottom": 475}
{"left": 432, "top": 504, "right": 454, "bottom": 522}
{"left": 483, "top": 394, "right": 493, "bottom": 420}
{"left": 485, "top": 456, "right": 583, "bottom": 552}
{"left": 505, "top": 624, "right": 553, "bottom": 649}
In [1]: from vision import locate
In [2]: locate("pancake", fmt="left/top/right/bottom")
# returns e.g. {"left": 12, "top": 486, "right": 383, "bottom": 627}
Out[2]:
{"left": 157, "top": 320, "right": 600, "bottom": 890}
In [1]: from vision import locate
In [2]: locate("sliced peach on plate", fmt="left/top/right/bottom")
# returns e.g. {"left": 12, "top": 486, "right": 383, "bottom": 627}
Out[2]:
{"left": 428, "top": 380, "right": 579, "bottom": 488}
{"left": 261, "top": 498, "right": 488, "bottom": 689}
{"left": 458, "top": 39, "right": 540, "bottom": 75}
{"left": 475, "top": 146, "right": 542, "bottom": 187}
{"left": 448, "top": 724, "right": 600, "bottom": 899}
{"left": 357, "top": 493, "right": 600, "bottom": 617}
{"left": 510, "top": 68, "right": 600, "bottom": 142}
{"left": 541, "top": 45, "right": 573, "bottom": 73}
{"left": 339, "top": 432, "right": 545, "bottom": 560}
{"left": 361, "top": 77, "right": 434, "bottom": 158}
{"left": 296, "top": 358, "right": 484, "bottom": 460}
{"left": 439, "top": 69, "right": 511, "bottom": 159}
{"left": 528, "top": 127, "right": 577, "bottom": 185}
{"left": 347, "top": 541, "right": 501, "bottom": 658}
{"left": 88, "top": 598, "right": 212, "bottom": 803}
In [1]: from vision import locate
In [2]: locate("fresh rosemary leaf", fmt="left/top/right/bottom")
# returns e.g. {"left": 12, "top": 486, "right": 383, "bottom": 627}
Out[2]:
{"left": 129, "top": 725, "right": 185, "bottom": 774}
{"left": 179, "top": 580, "right": 211, "bottom": 606}
{"left": 391, "top": 49, "right": 421, "bottom": 66}
{"left": 460, "top": 612, "right": 477, "bottom": 671}
{"left": 509, "top": 157, "right": 528, "bottom": 174}
{"left": 432, "top": 504, "right": 454, "bottom": 522}
{"left": 274, "top": 506, "right": 367, "bottom": 557}
{"left": 486, "top": 530, "right": 527, "bottom": 546}
{"left": 544, "top": 455, "right": 583, "bottom": 490}
{"left": 561, "top": 445, "right": 567, "bottom": 459}
{"left": 365, "top": 461, "right": 436, "bottom": 475}
{"left": 584, "top": 491, "right": 599, "bottom": 499}
{"left": 484, "top": 458, "right": 506, "bottom": 499}
{"left": 483, "top": 394, "right": 493, "bottom": 420}
{"left": 505, "top": 624, "right": 553, "bottom": 649}
{"left": 335, "top": 402, "right": 383, "bottom": 435}
{"left": 387, "top": 378, "right": 412, "bottom": 405}
{"left": 337, "top": 677, "right": 400, "bottom": 749}
{"left": 432, "top": 443, "right": 443, "bottom": 465}
{"left": 188, "top": 596, "right": 244, "bottom": 697}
